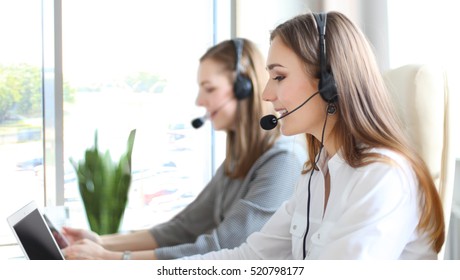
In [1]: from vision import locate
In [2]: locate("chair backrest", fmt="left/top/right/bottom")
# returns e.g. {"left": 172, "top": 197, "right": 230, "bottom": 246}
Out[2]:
{"left": 383, "top": 64, "right": 455, "bottom": 259}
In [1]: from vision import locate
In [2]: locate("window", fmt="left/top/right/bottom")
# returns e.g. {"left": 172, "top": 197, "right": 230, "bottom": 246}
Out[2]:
{"left": 0, "top": 0, "right": 44, "bottom": 244}
{"left": 1, "top": 0, "right": 222, "bottom": 245}
{"left": 61, "top": 0, "right": 217, "bottom": 230}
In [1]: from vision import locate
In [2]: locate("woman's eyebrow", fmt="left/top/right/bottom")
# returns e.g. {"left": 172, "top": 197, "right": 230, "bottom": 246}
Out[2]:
{"left": 266, "top": 63, "right": 285, "bottom": 71}
{"left": 199, "top": 80, "right": 211, "bottom": 87}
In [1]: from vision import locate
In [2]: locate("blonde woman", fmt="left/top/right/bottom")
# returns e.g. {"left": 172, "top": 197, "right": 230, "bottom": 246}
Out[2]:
{"left": 62, "top": 38, "right": 305, "bottom": 260}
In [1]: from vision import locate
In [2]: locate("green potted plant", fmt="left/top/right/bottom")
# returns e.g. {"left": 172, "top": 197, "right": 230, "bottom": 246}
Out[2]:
{"left": 70, "top": 129, "right": 136, "bottom": 235}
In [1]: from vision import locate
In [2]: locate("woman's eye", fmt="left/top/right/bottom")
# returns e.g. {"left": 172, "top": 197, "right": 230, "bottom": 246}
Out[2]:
{"left": 273, "top": 76, "right": 285, "bottom": 81}
{"left": 205, "top": 87, "right": 215, "bottom": 93}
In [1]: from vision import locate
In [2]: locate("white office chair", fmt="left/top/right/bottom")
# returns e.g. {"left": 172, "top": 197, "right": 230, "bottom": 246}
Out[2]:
{"left": 383, "top": 64, "right": 455, "bottom": 259}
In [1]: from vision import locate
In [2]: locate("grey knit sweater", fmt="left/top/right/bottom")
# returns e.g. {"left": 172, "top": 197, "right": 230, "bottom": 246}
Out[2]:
{"left": 149, "top": 136, "right": 305, "bottom": 259}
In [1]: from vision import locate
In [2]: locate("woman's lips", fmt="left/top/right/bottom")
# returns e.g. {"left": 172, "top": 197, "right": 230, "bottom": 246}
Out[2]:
{"left": 276, "top": 109, "right": 288, "bottom": 118}
{"left": 209, "top": 109, "right": 219, "bottom": 119}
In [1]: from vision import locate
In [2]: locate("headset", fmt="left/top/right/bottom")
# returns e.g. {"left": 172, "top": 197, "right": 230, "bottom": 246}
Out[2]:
{"left": 232, "top": 38, "right": 253, "bottom": 100}
{"left": 191, "top": 38, "right": 252, "bottom": 129}
{"left": 313, "top": 13, "right": 338, "bottom": 108}
{"left": 302, "top": 12, "right": 338, "bottom": 260}
{"left": 259, "top": 14, "right": 338, "bottom": 130}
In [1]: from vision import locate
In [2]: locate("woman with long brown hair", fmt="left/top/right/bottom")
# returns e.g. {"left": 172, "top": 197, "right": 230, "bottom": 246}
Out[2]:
{"left": 183, "top": 11, "right": 444, "bottom": 260}
{"left": 62, "top": 38, "right": 305, "bottom": 260}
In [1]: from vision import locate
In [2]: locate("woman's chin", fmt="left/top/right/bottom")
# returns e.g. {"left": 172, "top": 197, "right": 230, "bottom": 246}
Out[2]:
{"left": 280, "top": 125, "right": 301, "bottom": 136}
{"left": 210, "top": 121, "right": 224, "bottom": 131}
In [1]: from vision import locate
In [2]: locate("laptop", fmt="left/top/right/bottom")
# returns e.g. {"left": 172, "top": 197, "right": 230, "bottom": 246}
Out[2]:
{"left": 6, "top": 201, "right": 66, "bottom": 260}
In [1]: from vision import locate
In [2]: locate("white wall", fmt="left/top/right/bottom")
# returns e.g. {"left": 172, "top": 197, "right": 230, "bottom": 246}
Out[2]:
{"left": 237, "top": 0, "right": 310, "bottom": 58}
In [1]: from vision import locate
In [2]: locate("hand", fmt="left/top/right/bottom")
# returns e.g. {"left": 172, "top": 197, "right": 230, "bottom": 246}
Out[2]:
{"left": 61, "top": 227, "right": 102, "bottom": 245}
{"left": 62, "top": 239, "right": 108, "bottom": 260}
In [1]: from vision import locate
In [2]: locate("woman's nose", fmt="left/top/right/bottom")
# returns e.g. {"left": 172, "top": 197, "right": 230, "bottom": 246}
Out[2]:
{"left": 195, "top": 92, "right": 205, "bottom": 106}
{"left": 262, "top": 83, "right": 275, "bottom": 102}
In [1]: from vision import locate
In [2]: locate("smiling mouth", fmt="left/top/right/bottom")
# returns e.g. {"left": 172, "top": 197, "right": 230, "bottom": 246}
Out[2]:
{"left": 277, "top": 109, "right": 288, "bottom": 118}
{"left": 209, "top": 109, "right": 219, "bottom": 119}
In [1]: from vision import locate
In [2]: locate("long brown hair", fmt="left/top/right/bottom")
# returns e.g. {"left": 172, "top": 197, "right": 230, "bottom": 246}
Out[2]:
{"left": 200, "top": 39, "right": 280, "bottom": 179}
{"left": 270, "top": 12, "right": 444, "bottom": 252}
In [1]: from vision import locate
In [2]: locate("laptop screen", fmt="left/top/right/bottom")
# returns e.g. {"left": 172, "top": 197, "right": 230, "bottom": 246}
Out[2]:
{"left": 11, "top": 207, "right": 64, "bottom": 260}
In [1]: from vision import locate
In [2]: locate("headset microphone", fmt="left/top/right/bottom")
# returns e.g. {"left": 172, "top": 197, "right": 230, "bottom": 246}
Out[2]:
{"left": 259, "top": 114, "right": 278, "bottom": 130}
{"left": 191, "top": 98, "right": 233, "bottom": 129}
{"left": 260, "top": 91, "right": 319, "bottom": 130}
{"left": 191, "top": 115, "right": 208, "bottom": 129}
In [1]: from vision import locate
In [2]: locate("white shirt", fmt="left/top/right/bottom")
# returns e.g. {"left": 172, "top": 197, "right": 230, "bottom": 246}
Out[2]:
{"left": 183, "top": 148, "right": 437, "bottom": 260}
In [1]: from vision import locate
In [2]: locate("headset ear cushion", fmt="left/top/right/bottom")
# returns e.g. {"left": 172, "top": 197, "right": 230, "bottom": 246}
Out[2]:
{"left": 319, "top": 72, "right": 338, "bottom": 103}
{"left": 234, "top": 74, "right": 253, "bottom": 100}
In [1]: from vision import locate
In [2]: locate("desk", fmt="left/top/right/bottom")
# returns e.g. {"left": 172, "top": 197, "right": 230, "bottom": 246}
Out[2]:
{"left": 0, "top": 244, "right": 24, "bottom": 260}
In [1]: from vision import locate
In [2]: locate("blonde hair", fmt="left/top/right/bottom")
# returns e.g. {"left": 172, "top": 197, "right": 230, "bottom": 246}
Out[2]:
{"left": 200, "top": 39, "right": 280, "bottom": 178}
{"left": 270, "top": 12, "right": 445, "bottom": 252}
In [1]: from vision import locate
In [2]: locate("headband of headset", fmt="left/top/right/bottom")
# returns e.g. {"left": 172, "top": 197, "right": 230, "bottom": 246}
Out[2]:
{"left": 313, "top": 13, "right": 338, "bottom": 104}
